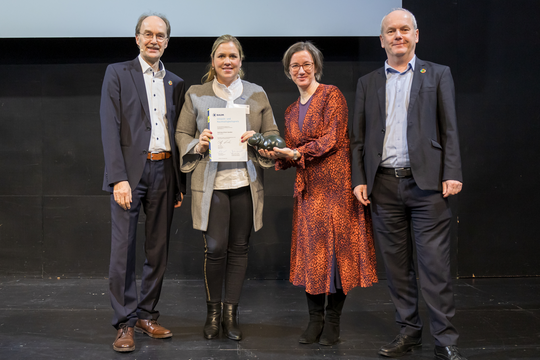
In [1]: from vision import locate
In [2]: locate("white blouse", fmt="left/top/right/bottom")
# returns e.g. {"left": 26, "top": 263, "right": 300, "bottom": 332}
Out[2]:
{"left": 212, "top": 77, "right": 250, "bottom": 190}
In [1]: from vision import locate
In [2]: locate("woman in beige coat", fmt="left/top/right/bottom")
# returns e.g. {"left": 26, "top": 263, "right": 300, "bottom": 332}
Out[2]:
{"left": 175, "top": 34, "right": 279, "bottom": 341}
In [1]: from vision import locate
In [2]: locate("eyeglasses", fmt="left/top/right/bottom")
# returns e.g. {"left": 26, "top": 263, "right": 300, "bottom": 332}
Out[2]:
{"left": 138, "top": 32, "right": 167, "bottom": 42}
{"left": 289, "top": 62, "right": 314, "bottom": 73}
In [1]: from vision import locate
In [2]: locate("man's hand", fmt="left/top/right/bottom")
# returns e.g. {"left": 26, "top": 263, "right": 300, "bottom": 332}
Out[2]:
{"left": 353, "top": 185, "right": 370, "bottom": 206}
{"left": 442, "top": 180, "right": 462, "bottom": 198}
{"left": 113, "top": 181, "right": 132, "bottom": 210}
{"left": 174, "top": 193, "right": 184, "bottom": 208}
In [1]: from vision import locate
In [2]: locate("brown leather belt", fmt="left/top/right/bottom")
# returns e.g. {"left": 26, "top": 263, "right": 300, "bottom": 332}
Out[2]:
{"left": 378, "top": 167, "right": 412, "bottom": 178}
{"left": 147, "top": 152, "right": 172, "bottom": 161}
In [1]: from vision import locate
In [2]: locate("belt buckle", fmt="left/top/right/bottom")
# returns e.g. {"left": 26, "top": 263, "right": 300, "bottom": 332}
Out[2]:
{"left": 149, "top": 152, "right": 159, "bottom": 161}
{"left": 394, "top": 168, "right": 407, "bottom": 178}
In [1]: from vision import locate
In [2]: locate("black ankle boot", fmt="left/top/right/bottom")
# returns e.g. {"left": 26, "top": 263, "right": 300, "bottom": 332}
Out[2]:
{"left": 319, "top": 289, "right": 346, "bottom": 346}
{"left": 299, "top": 292, "right": 326, "bottom": 344}
{"left": 203, "top": 302, "right": 221, "bottom": 339}
{"left": 222, "top": 303, "right": 242, "bottom": 341}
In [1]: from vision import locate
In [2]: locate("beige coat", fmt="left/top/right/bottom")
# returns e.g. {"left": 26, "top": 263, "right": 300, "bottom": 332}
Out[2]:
{"left": 175, "top": 80, "right": 279, "bottom": 231}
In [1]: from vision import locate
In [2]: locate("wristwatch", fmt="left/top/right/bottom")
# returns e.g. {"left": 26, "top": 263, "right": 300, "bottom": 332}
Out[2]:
{"left": 292, "top": 149, "right": 301, "bottom": 161}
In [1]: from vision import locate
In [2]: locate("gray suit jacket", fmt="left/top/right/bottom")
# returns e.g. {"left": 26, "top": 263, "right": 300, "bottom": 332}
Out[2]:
{"left": 175, "top": 80, "right": 279, "bottom": 231}
{"left": 351, "top": 58, "right": 462, "bottom": 194}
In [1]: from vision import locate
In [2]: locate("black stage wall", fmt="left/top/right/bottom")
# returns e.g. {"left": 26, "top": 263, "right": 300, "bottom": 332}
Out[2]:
{"left": 0, "top": 0, "right": 538, "bottom": 279}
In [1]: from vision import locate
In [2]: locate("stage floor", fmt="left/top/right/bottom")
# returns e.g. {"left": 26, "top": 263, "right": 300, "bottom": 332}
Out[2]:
{"left": 0, "top": 277, "right": 539, "bottom": 359}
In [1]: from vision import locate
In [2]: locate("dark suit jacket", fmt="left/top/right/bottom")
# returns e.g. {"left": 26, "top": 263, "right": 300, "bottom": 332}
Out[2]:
{"left": 100, "top": 57, "right": 186, "bottom": 200}
{"left": 351, "top": 57, "right": 462, "bottom": 195}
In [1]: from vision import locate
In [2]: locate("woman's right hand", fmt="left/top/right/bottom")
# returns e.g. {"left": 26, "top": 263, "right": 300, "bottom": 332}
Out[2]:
{"left": 258, "top": 148, "right": 278, "bottom": 159}
{"left": 197, "top": 129, "right": 213, "bottom": 154}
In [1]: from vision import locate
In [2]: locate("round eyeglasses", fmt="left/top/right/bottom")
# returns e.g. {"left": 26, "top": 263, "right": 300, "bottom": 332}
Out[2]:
{"left": 290, "top": 62, "right": 314, "bottom": 73}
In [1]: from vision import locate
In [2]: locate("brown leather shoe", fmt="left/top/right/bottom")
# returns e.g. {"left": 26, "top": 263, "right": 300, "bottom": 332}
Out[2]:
{"left": 112, "top": 326, "right": 135, "bottom": 352}
{"left": 135, "top": 319, "right": 173, "bottom": 339}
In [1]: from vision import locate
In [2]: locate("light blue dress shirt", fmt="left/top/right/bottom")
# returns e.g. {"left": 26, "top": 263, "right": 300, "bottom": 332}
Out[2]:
{"left": 380, "top": 56, "right": 416, "bottom": 168}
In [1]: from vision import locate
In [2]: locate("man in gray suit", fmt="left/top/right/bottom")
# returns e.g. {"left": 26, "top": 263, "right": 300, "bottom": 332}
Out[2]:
{"left": 350, "top": 8, "right": 466, "bottom": 360}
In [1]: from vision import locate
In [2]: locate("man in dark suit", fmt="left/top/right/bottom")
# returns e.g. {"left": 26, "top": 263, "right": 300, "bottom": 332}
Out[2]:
{"left": 100, "top": 13, "right": 185, "bottom": 352}
{"left": 351, "top": 8, "right": 466, "bottom": 360}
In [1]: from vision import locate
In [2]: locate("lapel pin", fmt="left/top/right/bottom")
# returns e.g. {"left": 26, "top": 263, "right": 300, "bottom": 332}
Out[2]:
{"left": 420, "top": 68, "right": 426, "bottom": 73}
{"left": 168, "top": 80, "right": 173, "bottom": 85}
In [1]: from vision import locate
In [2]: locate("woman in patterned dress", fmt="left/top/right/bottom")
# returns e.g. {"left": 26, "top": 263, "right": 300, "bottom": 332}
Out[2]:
{"left": 262, "top": 42, "right": 378, "bottom": 346}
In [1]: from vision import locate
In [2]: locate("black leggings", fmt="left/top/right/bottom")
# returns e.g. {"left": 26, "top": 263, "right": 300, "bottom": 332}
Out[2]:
{"left": 203, "top": 186, "right": 253, "bottom": 304}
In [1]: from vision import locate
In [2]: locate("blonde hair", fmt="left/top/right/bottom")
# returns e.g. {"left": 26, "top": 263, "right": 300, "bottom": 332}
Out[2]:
{"left": 202, "top": 34, "right": 245, "bottom": 84}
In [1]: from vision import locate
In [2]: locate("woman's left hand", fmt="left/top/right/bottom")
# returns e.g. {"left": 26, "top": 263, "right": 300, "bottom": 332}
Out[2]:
{"left": 272, "top": 147, "right": 296, "bottom": 160}
{"left": 240, "top": 130, "right": 256, "bottom": 143}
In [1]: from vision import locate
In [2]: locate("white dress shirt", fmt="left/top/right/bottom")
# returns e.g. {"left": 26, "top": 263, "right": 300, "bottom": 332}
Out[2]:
{"left": 138, "top": 55, "right": 170, "bottom": 153}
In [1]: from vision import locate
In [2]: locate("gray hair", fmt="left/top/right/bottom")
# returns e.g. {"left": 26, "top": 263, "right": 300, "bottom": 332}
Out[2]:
{"left": 135, "top": 13, "right": 171, "bottom": 38}
{"left": 380, "top": 8, "right": 417, "bottom": 34}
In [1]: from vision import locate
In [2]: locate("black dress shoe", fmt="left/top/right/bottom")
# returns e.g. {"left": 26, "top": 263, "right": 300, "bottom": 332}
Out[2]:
{"left": 378, "top": 334, "right": 422, "bottom": 357}
{"left": 434, "top": 345, "right": 468, "bottom": 360}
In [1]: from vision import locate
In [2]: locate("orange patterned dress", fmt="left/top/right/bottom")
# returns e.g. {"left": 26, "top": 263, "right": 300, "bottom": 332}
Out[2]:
{"left": 276, "top": 84, "right": 377, "bottom": 295}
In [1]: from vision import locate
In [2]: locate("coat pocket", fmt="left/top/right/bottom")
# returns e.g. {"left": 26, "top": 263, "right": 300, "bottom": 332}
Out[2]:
{"left": 420, "top": 86, "right": 436, "bottom": 93}
{"left": 430, "top": 139, "right": 442, "bottom": 150}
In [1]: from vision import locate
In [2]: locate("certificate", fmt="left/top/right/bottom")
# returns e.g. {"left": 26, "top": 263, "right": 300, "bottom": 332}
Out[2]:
{"left": 208, "top": 107, "right": 247, "bottom": 162}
